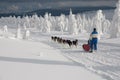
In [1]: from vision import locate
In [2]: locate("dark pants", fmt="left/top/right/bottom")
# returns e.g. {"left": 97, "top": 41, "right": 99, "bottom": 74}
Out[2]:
{"left": 90, "top": 38, "right": 98, "bottom": 51}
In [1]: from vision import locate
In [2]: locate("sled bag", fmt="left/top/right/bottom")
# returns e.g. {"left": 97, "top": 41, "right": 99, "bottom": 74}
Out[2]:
{"left": 82, "top": 44, "right": 90, "bottom": 51}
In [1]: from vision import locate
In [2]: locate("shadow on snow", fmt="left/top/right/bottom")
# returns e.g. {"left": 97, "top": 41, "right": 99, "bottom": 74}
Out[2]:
{"left": 0, "top": 56, "right": 79, "bottom": 67}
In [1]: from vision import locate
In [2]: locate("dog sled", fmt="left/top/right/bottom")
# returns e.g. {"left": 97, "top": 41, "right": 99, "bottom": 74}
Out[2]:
{"left": 82, "top": 44, "right": 90, "bottom": 52}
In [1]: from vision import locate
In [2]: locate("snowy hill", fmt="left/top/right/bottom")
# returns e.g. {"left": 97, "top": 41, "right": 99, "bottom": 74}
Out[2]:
{"left": 0, "top": 1, "right": 120, "bottom": 80}
{"left": 0, "top": 31, "right": 120, "bottom": 80}
{"left": 0, "top": 37, "right": 105, "bottom": 80}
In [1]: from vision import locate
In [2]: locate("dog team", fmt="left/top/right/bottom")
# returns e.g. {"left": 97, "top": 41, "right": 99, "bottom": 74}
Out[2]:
{"left": 51, "top": 36, "right": 78, "bottom": 48}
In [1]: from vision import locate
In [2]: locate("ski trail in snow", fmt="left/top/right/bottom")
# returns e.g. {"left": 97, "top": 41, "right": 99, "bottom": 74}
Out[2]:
{"left": 31, "top": 33, "right": 120, "bottom": 80}
{"left": 62, "top": 52, "right": 120, "bottom": 80}
{"left": 60, "top": 40, "right": 120, "bottom": 80}
{"left": 48, "top": 40, "right": 120, "bottom": 80}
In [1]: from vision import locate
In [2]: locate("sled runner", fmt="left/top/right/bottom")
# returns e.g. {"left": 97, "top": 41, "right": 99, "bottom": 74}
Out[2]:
{"left": 82, "top": 44, "right": 90, "bottom": 52}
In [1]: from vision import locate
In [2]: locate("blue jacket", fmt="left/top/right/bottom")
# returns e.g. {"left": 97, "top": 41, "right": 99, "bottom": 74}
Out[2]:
{"left": 91, "top": 31, "right": 98, "bottom": 38}
{"left": 91, "top": 31, "right": 98, "bottom": 43}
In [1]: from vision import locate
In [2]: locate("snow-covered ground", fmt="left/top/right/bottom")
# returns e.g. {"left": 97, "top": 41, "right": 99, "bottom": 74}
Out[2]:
{"left": 0, "top": 31, "right": 120, "bottom": 80}
{"left": 0, "top": 1, "right": 120, "bottom": 79}
{"left": 0, "top": 34, "right": 105, "bottom": 80}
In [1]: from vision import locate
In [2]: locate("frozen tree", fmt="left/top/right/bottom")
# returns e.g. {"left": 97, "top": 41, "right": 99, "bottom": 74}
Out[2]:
{"left": 16, "top": 25, "right": 22, "bottom": 39}
{"left": 76, "top": 15, "right": 82, "bottom": 33}
{"left": 23, "top": 23, "right": 27, "bottom": 30}
{"left": 31, "top": 14, "right": 40, "bottom": 29}
{"left": 80, "top": 14, "right": 87, "bottom": 33}
{"left": 0, "top": 7, "right": 115, "bottom": 38}
{"left": 110, "top": 0, "right": 120, "bottom": 38}
{"left": 48, "top": 15, "right": 55, "bottom": 31}
{"left": 58, "top": 14, "right": 65, "bottom": 34}
{"left": 87, "top": 17, "right": 94, "bottom": 33}
{"left": 25, "top": 30, "right": 30, "bottom": 39}
{"left": 94, "top": 10, "right": 104, "bottom": 34}
{"left": 102, "top": 19, "right": 111, "bottom": 34}
{"left": 42, "top": 13, "right": 52, "bottom": 33}
{"left": 24, "top": 16, "right": 30, "bottom": 28}
{"left": 43, "top": 19, "right": 51, "bottom": 33}
{"left": 23, "top": 30, "right": 30, "bottom": 40}
{"left": 68, "top": 9, "right": 78, "bottom": 35}
{"left": 93, "top": 10, "right": 105, "bottom": 39}
{"left": 64, "top": 18, "right": 69, "bottom": 31}
{"left": 1, "top": 25, "right": 15, "bottom": 38}
{"left": 3, "top": 25, "right": 8, "bottom": 32}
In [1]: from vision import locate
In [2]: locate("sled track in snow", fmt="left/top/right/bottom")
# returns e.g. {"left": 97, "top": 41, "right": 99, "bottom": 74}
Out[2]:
{"left": 61, "top": 51, "right": 120, "bottom": 80}
{"left": 48, "top": 39, "right": 120, "bottom": 80}
{"left": 60, "top": 41, "right": 120, "bottom": 80}
{"left": 32, "top": 35, "right": 120, "bottom": 80}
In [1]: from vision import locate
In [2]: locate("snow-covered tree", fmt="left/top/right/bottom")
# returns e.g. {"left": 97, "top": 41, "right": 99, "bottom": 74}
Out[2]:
{"left": 94, "top": 10, "right": 105, "bottom": 34}
{"left": 3, "top": 25, "right": 8, "bottom": 32}
{"left": 102, "top": 19, "right": 111, "bottom": 34}
{"left": 68, "top": 9, "right": 78, "bottom": 35}
{"left": 23, "top": 30, "right": 30, "bottom": 40}
{"left": 93, "top": 10, "right": 105, "bottom": 39}
{"left": 24, "top": 16, "right": 30, "bottom": 28}
{"left": 42, "top": 13, "right": 52, "bottom": 33}
{"left": 0, "top": 7, "right": 115, "bottom": 38}
{"left": 80, "top": 14, "right": 87, "bottom": 33}
{"left": 23, "top": 23, "right": 27, "bottom": 30}
{"left": 110, "top": 0, "right": 120, "bottom": 38}
{"left": 77, "top": 15, "right": 83, "bottom": 33}
{"left": 16, "top": 25, "right": 22, "bottom": 39}
{"left": 57, "top": 14, "right": 65, "bottom": 34}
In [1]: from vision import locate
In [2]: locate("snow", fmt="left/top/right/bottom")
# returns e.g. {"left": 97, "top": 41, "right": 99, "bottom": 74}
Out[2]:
{"left": 0, "top": 9, "right": 112, "bottom": 38}
{"left": 0, "top": 37, "right": 105, "bottom": 80}
{"left": 0, "top": 60, "right": 103, "bottom": 80}
{"left": 16, "top": 27, "right": 22, "bottom": 39}
{"left": 110, "top": 0, "right": 120, "bottom": 38}
{"left": 0, "top": 30, "right": 120, "bottom": 80}
{"left": 0, "top": 1, "right": 120, "bottom": 80}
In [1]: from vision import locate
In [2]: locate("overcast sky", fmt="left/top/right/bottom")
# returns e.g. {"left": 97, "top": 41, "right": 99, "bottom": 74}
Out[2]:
{"left": 0, "top": 0, "right": 118, "bottom": 13}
